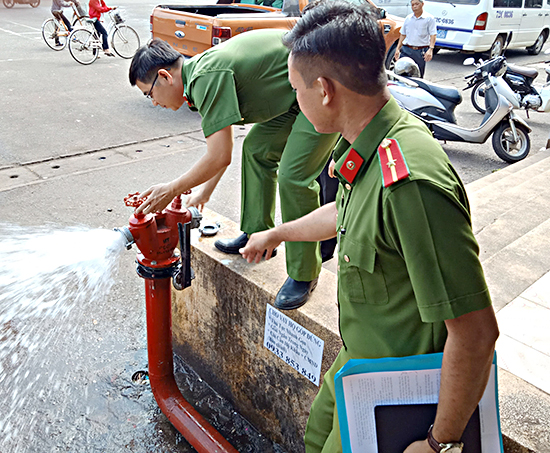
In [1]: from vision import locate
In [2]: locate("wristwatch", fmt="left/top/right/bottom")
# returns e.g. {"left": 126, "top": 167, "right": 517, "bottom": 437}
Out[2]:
{"left": 427, "top": 425, "right": 464, "bottom": 453}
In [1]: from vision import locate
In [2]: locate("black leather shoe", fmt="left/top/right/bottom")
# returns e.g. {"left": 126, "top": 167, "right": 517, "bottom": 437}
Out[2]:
{"left": 275, "top": 277, "right": 318, "bottom": 310}
{"left": 215, "top": 232, "right": 277, "bottom": 257}
{"left": 215, "top": 233, "right": 249, "bottom": 254}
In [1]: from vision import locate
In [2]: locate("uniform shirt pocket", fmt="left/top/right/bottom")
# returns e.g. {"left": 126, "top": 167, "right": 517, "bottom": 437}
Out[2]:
{"left": 339, "top": 236, "right": 389, "bottom": 305}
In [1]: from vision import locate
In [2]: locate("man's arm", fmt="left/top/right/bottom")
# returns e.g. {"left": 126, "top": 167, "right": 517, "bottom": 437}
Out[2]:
{"left": 394, "top": 33, "right": 406, "bottom": 61}
{"left": 404, "top": 306, "right": 499, "bottom": 452}
{"left": 186, "top": 166, "right": 227, "bottom": 211}
{"left": 424, "top": 34, "right": 437, "bottom": 62}
{"left": 136, "top": 126, "right": 233, "bottom": 215}
{"left": 240, "top": 202, "right": 338, "bottom": 263}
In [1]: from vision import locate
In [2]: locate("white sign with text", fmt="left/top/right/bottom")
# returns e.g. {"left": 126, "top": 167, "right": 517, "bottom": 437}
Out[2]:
{"left": 263, "top": 304, "right": 324, "bottom": 386}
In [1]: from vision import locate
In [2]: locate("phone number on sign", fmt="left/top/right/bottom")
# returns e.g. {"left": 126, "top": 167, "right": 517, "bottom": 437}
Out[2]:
{"left": 265, "top": 341, "right": 319, "bottom": 385}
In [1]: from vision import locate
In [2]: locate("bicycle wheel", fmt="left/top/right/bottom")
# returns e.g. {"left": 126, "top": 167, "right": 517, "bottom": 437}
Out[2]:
{"left": 111, "top": 25, "right": 140, "bottom": 59}
{"left": 42, "top": 19, "right": 67, "bottom": 51}
{"left": 68, "top": 28, "right": 99, "bottom": 65}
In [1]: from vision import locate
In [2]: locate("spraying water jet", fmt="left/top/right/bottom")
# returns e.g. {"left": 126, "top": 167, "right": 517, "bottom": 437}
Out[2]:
{"left": 116, "top": 193, "right": 238, "bottom": 453}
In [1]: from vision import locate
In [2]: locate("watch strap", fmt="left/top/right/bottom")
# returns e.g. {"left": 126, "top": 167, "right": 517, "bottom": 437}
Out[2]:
{"left": 427, "top": 425, "right": 464, "bottom": 452}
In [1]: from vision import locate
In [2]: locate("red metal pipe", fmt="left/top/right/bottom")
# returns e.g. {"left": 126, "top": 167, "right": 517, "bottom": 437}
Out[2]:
{"left": 144, "top": 277, "right": 239, "bottom": 453}
{"left": 120, "top": 194, "right": 238, "bottom": 453}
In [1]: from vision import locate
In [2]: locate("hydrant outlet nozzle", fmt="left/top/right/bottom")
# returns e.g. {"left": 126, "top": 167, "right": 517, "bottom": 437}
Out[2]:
{"left": 114, "top": 226, "right": 135, "bottom": 250}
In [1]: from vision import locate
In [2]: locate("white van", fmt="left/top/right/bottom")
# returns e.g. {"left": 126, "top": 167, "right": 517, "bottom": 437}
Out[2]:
{"left": 424, "top": 0, "right": 550, "bottom": 57}
{"left": 371, "top": 0, "right": 411, "bottom": 18}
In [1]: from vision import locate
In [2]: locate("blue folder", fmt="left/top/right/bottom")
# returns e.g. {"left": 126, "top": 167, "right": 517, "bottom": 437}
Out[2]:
{"left": 334, "top": 352, "right": 502, "bottom": 453}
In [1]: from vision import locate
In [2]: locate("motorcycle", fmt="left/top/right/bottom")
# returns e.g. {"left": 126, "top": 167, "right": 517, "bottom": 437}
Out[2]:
{"left": 3, "top": 0, "right": 40, "bottom": 7}
{"left": 464, "top": 53, "right": 550, "bottom": 115}
{"left": 388, "top": 57, "right": 532, "bottom": 163}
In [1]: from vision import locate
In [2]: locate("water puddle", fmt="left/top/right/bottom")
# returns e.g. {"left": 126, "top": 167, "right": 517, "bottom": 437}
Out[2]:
{"left": 0, "top": 224, "right": 127, "bottom": 451}
{"left": 0, "top": 223, "right": 284, "bottom": 453}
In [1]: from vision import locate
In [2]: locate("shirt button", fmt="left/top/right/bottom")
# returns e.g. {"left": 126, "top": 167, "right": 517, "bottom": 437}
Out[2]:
{"left": 344, "top": 255, "right": 350, "bottom": 262}
{"left": 345, "top": 184, "right": 351, "bottom": 191}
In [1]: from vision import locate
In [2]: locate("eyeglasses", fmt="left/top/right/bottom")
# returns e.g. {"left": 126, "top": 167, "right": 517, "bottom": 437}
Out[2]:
{"left": 145, "top": 72, "right": 160, "bottom": 99}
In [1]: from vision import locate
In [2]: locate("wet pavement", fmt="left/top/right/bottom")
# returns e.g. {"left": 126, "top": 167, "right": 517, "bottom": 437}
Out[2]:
{"left": 0, "top": 233, "right": 284, "bottom": 453}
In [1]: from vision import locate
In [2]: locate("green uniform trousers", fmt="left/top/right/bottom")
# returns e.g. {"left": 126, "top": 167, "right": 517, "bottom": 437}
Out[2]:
{"left": 240, "top": 105, "right": 339, "bottom": 282}
{"left": 304, "top": 348, "right": 349, "bottom": 453}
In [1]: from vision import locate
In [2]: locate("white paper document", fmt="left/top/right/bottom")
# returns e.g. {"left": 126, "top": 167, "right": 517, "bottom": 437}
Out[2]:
{"left": 336, "top": 354, "right": 502, "bottom": 453}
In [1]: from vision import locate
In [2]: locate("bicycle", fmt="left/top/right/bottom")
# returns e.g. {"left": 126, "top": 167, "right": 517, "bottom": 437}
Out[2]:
{"left": 41, "top": 2, "right": 93, "bottom": 51}
{"left": 68, "top": 9, "right": 140, "bottom": 65}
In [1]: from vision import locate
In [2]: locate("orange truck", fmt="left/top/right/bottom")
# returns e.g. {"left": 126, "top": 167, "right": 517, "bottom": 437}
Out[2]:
{"left": 150, "top": 0, "right": 404, "bottom": 68}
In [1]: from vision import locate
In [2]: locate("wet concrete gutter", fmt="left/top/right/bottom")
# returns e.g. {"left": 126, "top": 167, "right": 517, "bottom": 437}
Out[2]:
{"left": 172, "top": 209, "right": 341, "bottom": 453}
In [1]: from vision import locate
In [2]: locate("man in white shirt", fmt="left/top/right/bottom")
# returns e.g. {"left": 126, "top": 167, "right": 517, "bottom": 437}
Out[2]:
{"left": 394, "top": 0, "right": 437, "bottom": 77}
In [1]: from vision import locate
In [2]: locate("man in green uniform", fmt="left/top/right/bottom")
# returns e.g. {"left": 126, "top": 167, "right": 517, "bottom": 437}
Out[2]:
{"left": 241, "top": 1, "right": 499, "bottom": 452}
{"left": 129, "top": 32, "right": 339, "bottom": 309}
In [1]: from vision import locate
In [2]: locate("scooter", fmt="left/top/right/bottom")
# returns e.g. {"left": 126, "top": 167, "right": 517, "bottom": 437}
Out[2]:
{"left": 464, "top": 53, "right": 550, "bottom": 115}
{"left": 388, "top": 57, "right": 532, "bottom": 163}
{"left": 3, "top": 0, "right": 40, "bottom": 7}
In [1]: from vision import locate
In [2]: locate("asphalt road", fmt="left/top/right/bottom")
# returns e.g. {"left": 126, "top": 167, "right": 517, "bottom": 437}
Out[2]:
{"left": 0, "top": 0, "right": 202, "bottom": 168}
{"left": 1, "top": 1, "right": 550, "bottom": 185}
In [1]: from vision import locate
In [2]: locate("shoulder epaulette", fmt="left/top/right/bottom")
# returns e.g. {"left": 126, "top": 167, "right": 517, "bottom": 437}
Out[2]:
{"left": 378, "top": 138, "right": 410, "bottom": 188}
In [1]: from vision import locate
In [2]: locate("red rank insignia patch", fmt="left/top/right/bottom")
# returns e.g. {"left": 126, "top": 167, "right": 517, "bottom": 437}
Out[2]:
{"left": 338, "top": 148, "right": 364, "bottom": 184}
{"left": 378, "top": 138, "right": 410, "bottom": 188}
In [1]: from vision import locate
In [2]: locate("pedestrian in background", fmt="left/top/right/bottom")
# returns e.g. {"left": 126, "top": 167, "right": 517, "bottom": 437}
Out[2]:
{"left": 394, "top": 0, "right": 437, "bottom": 77}
{"left": 88, "top": 0, "right": 115, "bottom": 56}
{"left": 51, "top": 0, "right": 74, "bottom": 46}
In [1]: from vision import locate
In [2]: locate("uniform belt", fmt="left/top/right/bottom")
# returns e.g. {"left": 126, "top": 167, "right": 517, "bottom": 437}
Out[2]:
{"left": 404, "top": 45, "right": 429, "bottom": 50}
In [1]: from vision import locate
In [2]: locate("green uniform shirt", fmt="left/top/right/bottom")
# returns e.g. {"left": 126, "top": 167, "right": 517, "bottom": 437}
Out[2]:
{"left": 333, "top": 97, "right": 492, "bottom": 360}
{"left": 181, "top": 29, "right": 296, "bottom": 137}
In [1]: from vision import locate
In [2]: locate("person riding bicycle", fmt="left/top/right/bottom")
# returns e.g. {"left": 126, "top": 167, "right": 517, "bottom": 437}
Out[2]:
{"left": 88, "top": 0, "right": 115, "bottom": 56}
{"left": 51, "top": 0, "right": 75, "bottom": 45}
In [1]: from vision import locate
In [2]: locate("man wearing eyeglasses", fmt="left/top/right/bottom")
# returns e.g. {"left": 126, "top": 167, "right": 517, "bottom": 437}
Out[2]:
{"left": 129, "top": 32, "right": 340, "bottom": 310}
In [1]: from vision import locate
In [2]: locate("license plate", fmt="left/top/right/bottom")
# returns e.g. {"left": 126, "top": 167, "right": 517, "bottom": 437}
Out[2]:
{"left": 437, "top": 29, "right": 447, "bottom": 39}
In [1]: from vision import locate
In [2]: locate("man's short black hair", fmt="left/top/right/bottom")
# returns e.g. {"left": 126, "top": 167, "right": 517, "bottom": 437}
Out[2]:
{"left": 282, "top": 0, "right": 387, "bottom": 96}
{"left": 129, "top": 39, "right": 183, "bottom": 86}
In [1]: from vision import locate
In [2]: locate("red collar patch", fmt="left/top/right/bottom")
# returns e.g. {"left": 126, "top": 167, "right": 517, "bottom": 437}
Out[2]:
{"left": 378, "top": 138, "right": 410, "bottom": 187}
{"left": 338, "top": 148, "right": 364, "bottom": 184}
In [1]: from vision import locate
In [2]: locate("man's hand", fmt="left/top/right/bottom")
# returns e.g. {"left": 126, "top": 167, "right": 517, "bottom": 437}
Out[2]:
{"left": 424, "top": 48, "right": 434, "bottom": 62}
{"left": 135, "top": 182, "right": 175, "bottom": 215}
{"left": 394, "top": 48, "right": 401, "bottom": 60}
{"left": 240, "top": 230, "right": 281, "bottom": 264}
{"left": 186, "top": 190, "right": 209, "bottom": 212}
{"left": 328, "top": 159, "right": 336, "bottom": 178}
{"left": 404, "top": 439, "right": 432, "bottom": 453}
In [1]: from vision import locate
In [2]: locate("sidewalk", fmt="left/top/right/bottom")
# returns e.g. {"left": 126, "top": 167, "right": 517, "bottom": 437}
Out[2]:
{"left": 497, "top": 271, "right": 550, "bottom": 396}
{"left": 464, "top": 148, "right": 550, "bottom": 452}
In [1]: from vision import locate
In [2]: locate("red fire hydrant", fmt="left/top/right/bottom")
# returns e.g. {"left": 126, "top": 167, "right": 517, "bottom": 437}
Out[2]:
{"left": 116, "top": 193, "right": 238, "bottom": 453}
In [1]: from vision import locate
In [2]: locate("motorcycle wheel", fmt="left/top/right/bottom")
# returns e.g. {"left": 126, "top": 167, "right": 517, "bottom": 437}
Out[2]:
{"left": 3, "top": 0, "right": 15, "bottom": 8}
{"left": 492, "top": 122, "right": 530, "bottom": 163}
{"left": 471, "top": 81, "right": 486, "bottom": 114}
